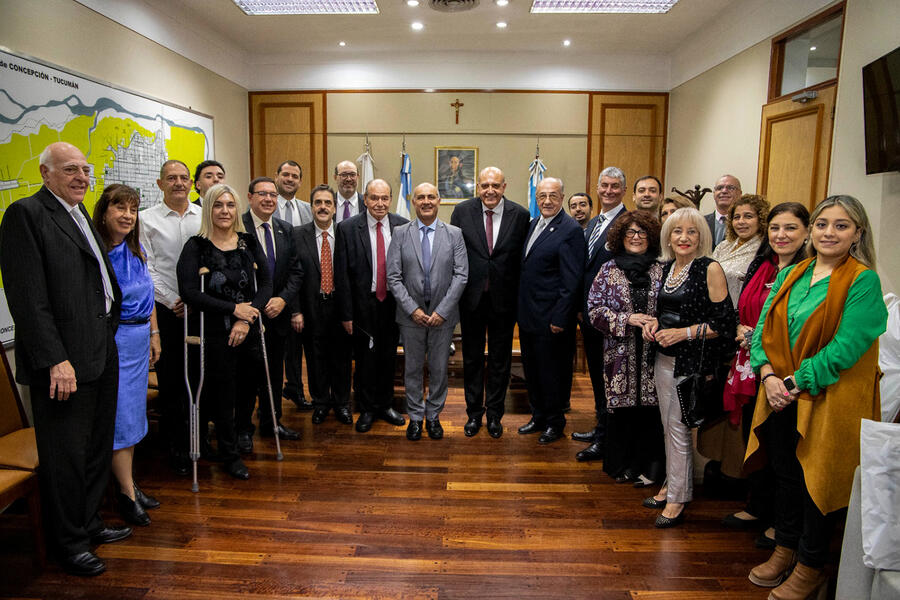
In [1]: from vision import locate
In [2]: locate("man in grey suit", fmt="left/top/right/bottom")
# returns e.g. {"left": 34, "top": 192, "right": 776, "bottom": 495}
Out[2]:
{"left": 706, "top": 174, "right": 741, "bottom": 249}
{"left": 386, "top": 182, "right": 468, "bottom": 441}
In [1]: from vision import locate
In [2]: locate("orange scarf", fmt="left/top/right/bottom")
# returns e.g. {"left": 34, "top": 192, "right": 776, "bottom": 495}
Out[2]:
{"left": 745, "top": 256, "right": 881, "bottom": 514}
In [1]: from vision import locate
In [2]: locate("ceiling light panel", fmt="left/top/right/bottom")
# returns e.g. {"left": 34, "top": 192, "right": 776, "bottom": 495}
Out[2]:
{"left": 233, "top": 0, "right": 380, "bottom": 15}
{"left": 530, "top": 0, "right": 678, "bottom": 14}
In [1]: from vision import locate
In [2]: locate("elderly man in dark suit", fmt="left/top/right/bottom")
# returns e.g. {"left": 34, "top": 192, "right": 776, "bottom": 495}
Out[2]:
{"left": 235, "top": 176, "right": 303, "bottom": 452}
{"left": 706, "top": 174, "right": 741, "bottom": 249}
{"left": 450, "top": 167, "right": 530, "bottom": 438}
{"left": 292, "top": 184, "right": 353, "bottom": 426}
{"left": 572, "top": 166, "right": 629, "bottom": 461}
{"left": 334, "top": 179, "right": 409, "bottom": 433}
{"left": 0, "top": 142, "right": 129, "bottom": 576}
{"left": 517, "top": 177, "right": 585, "bottom": 444}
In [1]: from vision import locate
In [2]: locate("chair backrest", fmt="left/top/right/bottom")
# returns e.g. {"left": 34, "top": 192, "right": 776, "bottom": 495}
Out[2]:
{"left": 0, "top": 350, "right": 27, "bottom": 437}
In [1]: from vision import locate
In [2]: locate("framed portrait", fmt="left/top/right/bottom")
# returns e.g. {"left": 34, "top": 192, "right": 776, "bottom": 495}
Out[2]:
{"left": 434, "top": 146, "right": 478, "bottom": 203}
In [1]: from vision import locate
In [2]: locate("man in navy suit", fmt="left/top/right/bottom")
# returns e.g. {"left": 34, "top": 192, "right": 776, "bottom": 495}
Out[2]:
{"left": 334, "top": 179, "right": 409, "bottom": 433}
{"left": 572, "top": 166, "right": 629, "bottom": 461}
{"left": 516, "top": 177, "right": 585, "bottom": 444}
{"left": 0, "top": 142, "right": 128, "bottom": 576}
{"left": 236, "top": 176, "right": 303, "bottom": 452}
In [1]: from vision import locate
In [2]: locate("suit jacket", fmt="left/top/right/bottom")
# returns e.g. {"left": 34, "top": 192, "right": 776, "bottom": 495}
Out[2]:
{"left": 335, "top": 192, "right": 364, "bottom": 222}
{"left": 334, "top": 211, "right": 410, "bottom": 331}
{"left": 518, "top": 210, "right": 585, "bottom": 335}
{"left": 582, "top": 207, "right": 628, "bottom": 314}
{"left": 386, "top": 219, "right": 469, "bottom": 329}
{"left": 450, "top": 196, "right": 530, "bottom": 314}
{"left": 705, "top": 212, "right": 724, "bottom": 249}
{"left": 241, "top": 211, "right": 302, "bottom": 332}
{"left": 0, "top": 186, "right": 122, "bottom": 385}
{"left": 291, "top": 222, "right": 340, "bottom": 336}
{"left": 278, "top": 197, "right": 314, "bottom": 226}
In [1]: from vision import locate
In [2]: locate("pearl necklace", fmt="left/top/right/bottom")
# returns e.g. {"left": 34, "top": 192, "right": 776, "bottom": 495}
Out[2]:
{"left": 664, "top": 259, "right": 693, "bottom": 293}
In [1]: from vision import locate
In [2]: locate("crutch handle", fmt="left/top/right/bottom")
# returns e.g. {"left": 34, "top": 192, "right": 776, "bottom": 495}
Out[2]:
{"left": 199, "top": 267, "right": 210, "bottom": 275}
{"left": 185, "top": 335, "right": 203, "bottom": 345}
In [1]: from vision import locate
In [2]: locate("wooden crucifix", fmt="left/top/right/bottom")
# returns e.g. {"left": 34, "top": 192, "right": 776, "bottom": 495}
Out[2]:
{"left": 450, "top": 98, "right": 464, "bottom": 124}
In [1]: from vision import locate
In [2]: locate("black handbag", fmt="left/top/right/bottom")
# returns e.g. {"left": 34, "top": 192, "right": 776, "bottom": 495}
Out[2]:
{"left": 676, "top": 323, "right": 726, "bottom": 428}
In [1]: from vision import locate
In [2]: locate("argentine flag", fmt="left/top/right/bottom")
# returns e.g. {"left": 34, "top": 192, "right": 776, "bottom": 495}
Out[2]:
{"left": 528, "top": 157, "right": 547, "bottom": 219}
{"left": 397, "top": 152, "right": 411, "bottom": 219}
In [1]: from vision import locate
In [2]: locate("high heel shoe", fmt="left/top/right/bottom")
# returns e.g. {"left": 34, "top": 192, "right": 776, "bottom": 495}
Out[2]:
{"left": 133, "top": 483, "right": 160, "bottom": 509}
{"left": 642, "top": 495, "right": 667, "bottom": 509}
{"left": 654, "top": 506, "right": 685, "bottom": 528}
{"left": 117, "top": 492, "right": 151, "bottom": 526}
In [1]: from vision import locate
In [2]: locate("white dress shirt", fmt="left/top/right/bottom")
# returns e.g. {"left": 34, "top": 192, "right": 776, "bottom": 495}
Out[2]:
{"left": 139, "top": 200, "right": 202, "bottom": 308}
{"left": 277, "top": 195, "right": 311, "bottom": 226}
{"left": 597, "top": 202, "right": 626, "bottom": 236}
{"left": 366, "top": 211, "right": 392, "bottom": 292}
{"left": 249, "top": 210, "right": 276, "bottom": 261}
{"left": 53, "top": 194, "right": 114, "bottom": 312}
{"left": 315, "top": 222, "right": 336, "bottom": 260}
{"left": 336, "top": 192, "right": 358, "bottom": 224}
{"left": 482, "top": 198, "right": 503, "bottom": 245}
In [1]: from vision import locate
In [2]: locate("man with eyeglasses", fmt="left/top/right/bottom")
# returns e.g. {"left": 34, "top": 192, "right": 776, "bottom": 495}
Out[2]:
{"left": 235, "top": 177, "right": 303, "bottom": 453}
{"left": 1, "top": 142, "right": 128, "bottom": 575}
{"left": 707, "top": 175, "right": 742, "bottom": 249}
{"left": 333, "top": 160, "right": 363, "bottom": 223}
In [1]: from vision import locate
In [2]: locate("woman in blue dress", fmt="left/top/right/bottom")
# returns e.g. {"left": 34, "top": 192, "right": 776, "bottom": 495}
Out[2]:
{"left": 93, "top": 184, "right": 161, "bottom": 526}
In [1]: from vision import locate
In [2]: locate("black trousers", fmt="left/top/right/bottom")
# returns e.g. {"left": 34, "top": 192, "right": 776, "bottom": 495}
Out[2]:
{"left": 459, "top": 292, "right": 516, "bottom": 421}
{"left": 353, "top": 296, "right": 399, "bottom": 414}
{"left": 304, "top": 297, "right": 352, "bottom": 410}
{"left": 604, "top": 405, "right": 666, "bottom": 482}
{"left": 283, "top": 328, "right": 306, "bottom": 402}
{"left": 30, "top": 323, "right": 117, "bottom": 556}
{"left": 236, "top": 319, "right": 285, "bottom": 434}
{"left": 763, "top": 403, "right": 834, "bottom": 568}
{"left": 581, "top": 321, "right": 608, "bottom": 439}
{"left": 742, "top": 399, "right": 775, "bottom": 522}
{"left": 520, "top": 328, "right": 575, "bottom": 430}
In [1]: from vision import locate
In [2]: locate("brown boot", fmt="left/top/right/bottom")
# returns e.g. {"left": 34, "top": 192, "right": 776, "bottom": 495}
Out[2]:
{"left": 768, "top": 563, "right": 827, "bottom": 600}
{"left": 749, "top": 545, "right": 798, "bottom": 587}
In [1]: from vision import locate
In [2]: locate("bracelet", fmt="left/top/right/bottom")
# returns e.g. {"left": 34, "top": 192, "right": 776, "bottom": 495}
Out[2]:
{"left": 761, "top": 373, "right": 778, "bottom": 383}
{"left": 150, "top": 330, "right": 160, "bottom": 336}
{"left": 241, "top": 320, "right": 250, "bottom": 325}
{"left": 685, "top": 326, "right": 692, "bottom": 341}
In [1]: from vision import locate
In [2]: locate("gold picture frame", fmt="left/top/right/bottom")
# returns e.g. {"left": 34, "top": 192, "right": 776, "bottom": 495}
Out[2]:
{"left": 434, "top": 146, "right": 478, "bottom": 203}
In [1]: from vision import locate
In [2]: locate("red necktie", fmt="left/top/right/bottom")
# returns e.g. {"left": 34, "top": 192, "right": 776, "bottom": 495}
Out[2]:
{"left": 320, "top": 231, "right": 334, "bottom": 294}
{"left": 485, "top": 209, "right": 494, "bottom": 254}
{"left": 375, "top": 221, "right": 387, "bottom": 301}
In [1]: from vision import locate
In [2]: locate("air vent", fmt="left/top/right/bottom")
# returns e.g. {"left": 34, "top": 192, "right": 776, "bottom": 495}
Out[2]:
{"left": 429, "top": 0, "right": 480, "bottom": 13}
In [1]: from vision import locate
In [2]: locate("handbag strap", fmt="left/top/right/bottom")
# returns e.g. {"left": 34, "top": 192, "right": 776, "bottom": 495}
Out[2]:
{"left": 695, "top": 322, "right": 708, "bottom": 366}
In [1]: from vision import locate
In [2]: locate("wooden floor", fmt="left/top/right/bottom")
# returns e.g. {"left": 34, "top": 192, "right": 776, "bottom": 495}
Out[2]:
{"left": 0, "top": 370, "right": 780, "bottom": 599}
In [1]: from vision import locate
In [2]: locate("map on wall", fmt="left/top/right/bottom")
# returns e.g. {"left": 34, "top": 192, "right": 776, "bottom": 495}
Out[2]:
{"left": 0, "top": 48, "right": 215, "bottom": 346}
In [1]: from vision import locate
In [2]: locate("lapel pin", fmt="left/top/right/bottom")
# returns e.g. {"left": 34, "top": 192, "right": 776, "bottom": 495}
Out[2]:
{"left": 550, "top": 227, "right": 555, "bottom": 232}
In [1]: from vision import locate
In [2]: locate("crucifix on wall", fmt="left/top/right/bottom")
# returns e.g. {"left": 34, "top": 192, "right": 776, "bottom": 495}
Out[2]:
{"left": 450, "top": 98, "right": 464, "bottom": 124}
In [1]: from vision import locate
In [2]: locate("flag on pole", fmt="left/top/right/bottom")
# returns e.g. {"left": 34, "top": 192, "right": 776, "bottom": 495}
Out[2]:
{"left": 528, "top": 155, "right": 547, "bottom": 219}
{"left": 357, "top": 137, "right": 375, "bottom": 195}
{"left": 396, "top": 151, "right": 411, "bottom": 219}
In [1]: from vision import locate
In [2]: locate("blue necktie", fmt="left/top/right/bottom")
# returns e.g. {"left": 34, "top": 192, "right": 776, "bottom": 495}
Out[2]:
{"left": 421, "top": 225, "right": 432, "bottom": 305}
{"left": 587, "top": 214, "right": 606, "bottom": 258}
{"left": 262, "top": 222, "right": 276, "bottom": 278}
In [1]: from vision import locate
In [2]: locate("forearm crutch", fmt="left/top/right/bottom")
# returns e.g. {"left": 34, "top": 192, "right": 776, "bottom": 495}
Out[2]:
{"left": 253, "top": 264, "right": 283, "bottom": 461}
{"left": 184, "top": 267, "right": 208, "bottom": 493}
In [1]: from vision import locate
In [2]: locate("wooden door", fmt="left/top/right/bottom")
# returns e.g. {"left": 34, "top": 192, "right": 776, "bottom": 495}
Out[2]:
{"left": 757, "top": 85, "right": 835, "bottom": 209}
{"left": 587, "top": 93, "right": 667, "bottom": 212}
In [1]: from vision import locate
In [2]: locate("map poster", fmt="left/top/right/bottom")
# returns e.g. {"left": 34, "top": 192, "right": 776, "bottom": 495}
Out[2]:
{"left": 0, "top": 48, "right": 215, "bottom": 346}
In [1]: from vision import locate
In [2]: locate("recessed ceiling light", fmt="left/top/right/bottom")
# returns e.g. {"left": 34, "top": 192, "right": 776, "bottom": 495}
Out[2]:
{"left": 563, "top": 39, "right": 571, "bottom": 46}
{"left": 411, "top": 21, "right": 424, "bottom": 30}
{"left": 496, "top": 0, "right": 509, "bottom": 5}
{"left": 425, "top": 88, "right": 435, "bottom": 92}
{"left": 531, "top": 0, "right": 678, "bottom": 13}
{"left": 810, "top": 45, "right": 817, "bottom": 51}
{"left": 407, "top": 0, "right": 419, "bottom": 5}
{"left": 339, "top": 41, "right": 347, "bottom": 46}
{"left": 233, "top": 0, "right": 379, "bottom": 14}
{"left": 496, "top": 21, "right": 507, "bottom": 28}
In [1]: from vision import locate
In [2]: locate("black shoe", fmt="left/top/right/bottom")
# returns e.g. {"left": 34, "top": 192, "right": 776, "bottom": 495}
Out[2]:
{"left": 463, "top": 417, "right": 481, "bottom": 437}
{"left": 117, "top": 493, "right": 150, "bottom": 526}
{"left": 60, "top": 551, "right": 106, "bottom": 576}
{"left": 722, "top": 512, "right": 761, "bottom": 530}
{"left": 200, "top": 435, "right": 220, "bottom": 462}
{"left": 575, "top": 441, "right": 604, "bottom": 462}
{"left": 312, "top": 407, "right": 329, "bottom": 424}
{"left": 356, "top": 411, "right": 375, "bottom": 432}
{"left": 90, "top": 525, "right": 133, "bottom": 545}
{"left": 406, "top": 420, "right": 423, "bottom": 441}
{"left": 237, "top": 431, "right": 253, "bottom": 454}
{"left": 288, "top": 395, "right": 314, "bottom": 411}
{"left": 260, "top": 423, "right": 301, "bottom": 440}
{"left": 335, "top": 407, "right": 353, "bottom": 425}
{"left": 134, "top": 483, "right": 160, "bottom": 509}
{"left": 426, "top": 419, "right": 444, "bottom": 440}
{"left": 655, "top": 508, "right": 685, "bottom": 528}
{"left": 615, "top": 469, "right": 639, "bottom": 484}
{"left": 487, "top": 418, "right": 503, "bottom": 439}
{"left": 380, "top": 407, "right": 406, "bottom": 426}
{"left": 170, "top": 453, "right": 191, "bottom": 476}
{"left": 562, "top": 403, "right": 571, "bottom": 413}
{"left": 571, "top": 430, "right": 597, "bottom": 443}
{"left": 642, "top": 496, "right": 667, "bottom": 509}
{"left": 225, "top": 458, "right": 250, "bottom": 480}
{"left": 518, "top": 419, "right": 543, "bottom": 435}
{"left": 538, "top": 427, "right": 564, "bottom": 444}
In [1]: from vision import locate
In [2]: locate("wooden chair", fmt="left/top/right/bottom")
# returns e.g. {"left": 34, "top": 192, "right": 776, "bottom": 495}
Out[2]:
{"left": 0, "top": 350, "right": 45, "bottom": 568}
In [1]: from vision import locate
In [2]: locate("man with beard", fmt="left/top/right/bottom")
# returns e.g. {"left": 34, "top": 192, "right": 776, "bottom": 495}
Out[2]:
{"left": 333, "top": 160, "right": 363, "bottom": 223}
{"left": 632, "top": 175, "right": 662, "bottom": 214}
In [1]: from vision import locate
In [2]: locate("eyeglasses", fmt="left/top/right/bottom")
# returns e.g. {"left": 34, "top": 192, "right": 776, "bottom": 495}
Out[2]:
{"left": 337, "top": 172, "right": 358, "bottom": 178}
{"left": 624, "top": 229, "right": 648, "bottom": 239}
{"left": 253, "top": 191, "right": 278, "bottom": 199}
{"left": 61, "top": 165, "right": 91, "bottom": 176}
{"left": 714, "top": 184, "right": 738, "bottom": 192}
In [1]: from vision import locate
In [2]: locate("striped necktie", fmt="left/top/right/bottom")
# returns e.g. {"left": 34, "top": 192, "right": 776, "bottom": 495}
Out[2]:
{"left": 587, "top": 214, "right": 606, "bottom": 257}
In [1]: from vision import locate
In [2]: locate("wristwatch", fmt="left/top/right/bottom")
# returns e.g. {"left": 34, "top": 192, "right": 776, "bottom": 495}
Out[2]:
{"left": 783, "top": 375, "right": 799, "bottom": 393}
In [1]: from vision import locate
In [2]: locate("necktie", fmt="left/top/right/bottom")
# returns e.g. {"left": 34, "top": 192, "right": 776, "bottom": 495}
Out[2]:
{"left": 320, "top": 231, "right": 334, "bottom": 294}
{"left": 715, "top": 215, "right": 725, "bottom": 246}
{"left": 284, "top": 200, "right": 294, "bottom": 225}
{"left": 485, "top": 210, "right": 494, "bottom": 254}
{"left": 343, "top": 199, "right": 351, "bottom": 221}
{"left": 262, "top": 222, "right": 276, "bottom": 278}
{"left": 525, "top": 219, "right": 546, "bottom": 256}
{"left": 72, "top": 206, "right": 114, "bottom": 312}
{"left": 375, "top": 221, "right": 387, "bottom": 301}
{"left": 587, "top": 214, "right": 606, "bottom": 257}
{"left": 421, "top": 225, "right": 432, "bottom": 305}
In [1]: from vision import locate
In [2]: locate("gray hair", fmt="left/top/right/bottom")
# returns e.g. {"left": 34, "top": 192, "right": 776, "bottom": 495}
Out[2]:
{"left": 598, "top": 166, "right": 626, "bottom": 190}
{"left": 658, "top": 207, "right": 712, "bottom": 261}
{"left": 39, "top": 146, "right": 54, "bottom": 169}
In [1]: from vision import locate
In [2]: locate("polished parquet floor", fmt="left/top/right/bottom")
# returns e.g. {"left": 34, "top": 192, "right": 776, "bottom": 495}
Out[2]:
{"left": 1, "top": 369, "right": 782, "bottom": 599}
